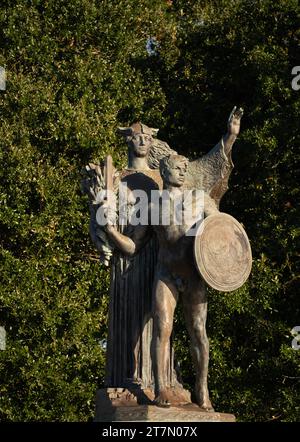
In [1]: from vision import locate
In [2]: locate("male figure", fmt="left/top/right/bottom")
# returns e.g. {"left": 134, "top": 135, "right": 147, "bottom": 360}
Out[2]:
{"left": 103, "top": 153, "right": 218, "bottom": 410}
{"left": 95, "top": 107, "right": 243, "bottom": 407}
{"left": 152, "top": 154, "right": 217, "bottom": 410}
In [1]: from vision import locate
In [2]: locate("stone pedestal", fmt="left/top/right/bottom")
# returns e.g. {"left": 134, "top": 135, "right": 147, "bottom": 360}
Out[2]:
{"left": 95, "top": 388, "right": 235, "bottom": 422}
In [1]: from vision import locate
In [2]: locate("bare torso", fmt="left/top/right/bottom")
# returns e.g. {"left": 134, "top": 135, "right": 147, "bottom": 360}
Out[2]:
{"left": 152, "top": 194, "right": 201, "bottom": 279}
{"left": 155, "top": 223, "right": 196, "bottom": 278}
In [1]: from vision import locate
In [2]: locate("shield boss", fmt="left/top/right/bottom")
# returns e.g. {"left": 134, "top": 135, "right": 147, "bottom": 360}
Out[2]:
{"left": 194, "top": 213, "right": 252, "bottom": 292}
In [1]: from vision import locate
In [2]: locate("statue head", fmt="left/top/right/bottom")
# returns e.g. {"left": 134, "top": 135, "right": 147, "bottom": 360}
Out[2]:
{"left": 117, "top": 122, "right": 159, "bottom": 160}
{"left": 159, "top": 154, "right": 189, "bottom": 187}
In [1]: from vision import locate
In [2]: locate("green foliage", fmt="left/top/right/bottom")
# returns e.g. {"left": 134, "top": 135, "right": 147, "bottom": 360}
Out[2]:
{"left": 0, "top": 0, "right": 172, "bottom": 421}
{"left": 169, "top": 0, "right": 300, "bottom": 422}
{"left": 0, "top": 0, "right": 299, "bottom": 421}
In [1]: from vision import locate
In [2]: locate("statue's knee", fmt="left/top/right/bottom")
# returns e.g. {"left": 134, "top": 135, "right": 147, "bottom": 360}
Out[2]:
{"left": 192, "top": 319, "right": 207, "bottom": 340}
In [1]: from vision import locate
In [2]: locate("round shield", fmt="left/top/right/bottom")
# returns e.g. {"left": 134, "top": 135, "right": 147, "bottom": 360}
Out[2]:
{"left": 194, "top": 213, "right": 252, "bottom": 292}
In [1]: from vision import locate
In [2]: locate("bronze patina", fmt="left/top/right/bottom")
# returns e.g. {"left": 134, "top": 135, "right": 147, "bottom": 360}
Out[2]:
{"left": 194, "top": 213, "right": 252, "bottom": 292}
{"left": 82, "top": 106, "right": 251, "bottom": 418}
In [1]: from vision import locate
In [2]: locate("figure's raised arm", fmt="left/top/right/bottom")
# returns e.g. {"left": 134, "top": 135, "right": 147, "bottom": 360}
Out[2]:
{"left": 185, "top": 106, "right": 244, "bottom": 207}
{"left": 223, "top": 106, "right": 244, "bottom": 156}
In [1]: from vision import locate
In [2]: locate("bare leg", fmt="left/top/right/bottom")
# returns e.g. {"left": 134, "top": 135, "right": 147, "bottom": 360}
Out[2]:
{"left": 153, "top": 275, "right": 178, "bottom": 407}
{"left": 182, "top": 278, "right": 213, "bottom": 411}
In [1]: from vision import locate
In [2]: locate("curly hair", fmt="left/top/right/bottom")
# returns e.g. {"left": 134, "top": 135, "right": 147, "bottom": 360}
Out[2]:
{"left": 159, "top": 154, "right": 189, "bottom": 176}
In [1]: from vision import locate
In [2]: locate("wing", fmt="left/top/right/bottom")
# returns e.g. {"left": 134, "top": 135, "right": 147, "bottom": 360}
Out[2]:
{"left": 185, "top": 138, "right": 234, "bottom": 208}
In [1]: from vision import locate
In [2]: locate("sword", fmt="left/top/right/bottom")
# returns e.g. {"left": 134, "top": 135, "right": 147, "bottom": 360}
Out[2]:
{"left": 103, "top": 154, "right": 115, "bottom": 227}
{"left": 104, "top": 155, "right": 113, "bottom": 201}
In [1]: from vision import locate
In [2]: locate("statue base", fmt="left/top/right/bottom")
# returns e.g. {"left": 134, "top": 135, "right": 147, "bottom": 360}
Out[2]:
{"left": 94, "top": 388, "right": 235, "bottom": 422}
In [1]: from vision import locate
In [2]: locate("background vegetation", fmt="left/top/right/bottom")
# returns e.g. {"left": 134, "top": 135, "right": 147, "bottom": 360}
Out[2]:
{"left": 0, "top": 0, "right": 299, "bottom": 421}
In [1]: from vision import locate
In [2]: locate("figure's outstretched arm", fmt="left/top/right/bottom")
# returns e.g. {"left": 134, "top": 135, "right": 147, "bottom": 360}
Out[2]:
{"left": 223, "top": 106, "right": 244, "bottom": 156}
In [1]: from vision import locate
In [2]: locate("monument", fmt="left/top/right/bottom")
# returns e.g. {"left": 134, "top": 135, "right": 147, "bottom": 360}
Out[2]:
{"left": 82, "top": 107, "right": 252, "bottom": 421}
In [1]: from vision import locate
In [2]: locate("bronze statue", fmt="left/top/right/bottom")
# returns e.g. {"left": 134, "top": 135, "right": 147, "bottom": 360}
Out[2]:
{"left": 151, "top": 154, "right": 250, "bottom": 409}
{"left": 82, "top": 123, "right": 189, "bottom": 403}
{"left": 101, "top": 154, "right": 218, "bottom": 410}
{"left": 152, "top": 154, "right": 217, "bottom": 409}
{"left": 84, "top": 107, "right": 252, "bottom": 413}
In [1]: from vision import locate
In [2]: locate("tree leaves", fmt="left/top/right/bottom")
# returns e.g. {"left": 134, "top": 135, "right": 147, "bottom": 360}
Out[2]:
{"left": 0, "top": 0, "right": 299, "bottom": 421}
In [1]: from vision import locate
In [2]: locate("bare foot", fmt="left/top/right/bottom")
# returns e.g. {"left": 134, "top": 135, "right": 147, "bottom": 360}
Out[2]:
{"left": 154, "top": 389, "right": 171, "bottom": 408}
{"left": 198, "top": 401, "right": 215, "bottom": 412}
{"left": 195, "top": 385, "right": 214, "bottom": 412}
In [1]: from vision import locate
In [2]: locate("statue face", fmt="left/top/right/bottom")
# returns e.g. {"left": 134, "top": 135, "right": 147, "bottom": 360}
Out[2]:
{"left": 128, "top": 133, "right": 153, "bottom": 158}
{"left": 163, "top": 162, "right": 187, "bottom": 187}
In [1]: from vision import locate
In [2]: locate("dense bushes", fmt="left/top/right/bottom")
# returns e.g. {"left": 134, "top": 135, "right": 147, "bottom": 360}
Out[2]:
{"left": 0, "top": 0, "right": 299, "bottom": 421}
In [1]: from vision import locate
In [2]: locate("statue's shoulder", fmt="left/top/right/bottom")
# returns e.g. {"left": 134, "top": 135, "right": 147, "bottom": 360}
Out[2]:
{"left": 118, "top": 168, "right": 163, "bottom": 190}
